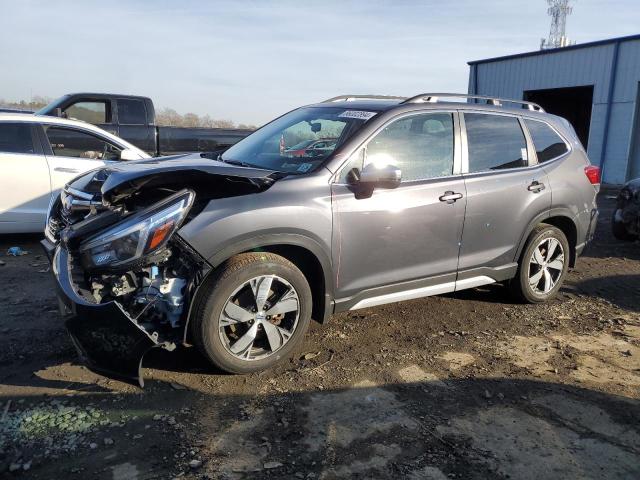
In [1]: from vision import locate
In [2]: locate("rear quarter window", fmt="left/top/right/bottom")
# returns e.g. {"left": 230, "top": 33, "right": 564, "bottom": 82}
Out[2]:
{"left": 0, "top": 123, "right": 35, "bottom": 154}
{"left": 524, "top": 119, "right": 569, "bottom": 163}
{"left": 117, "top": 99, "right": 147, "bottom": 125}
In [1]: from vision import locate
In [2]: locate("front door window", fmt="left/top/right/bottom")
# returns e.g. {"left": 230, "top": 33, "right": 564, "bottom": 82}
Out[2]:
{"left": 364, "top": 113, "right": 455, "bottom": 181}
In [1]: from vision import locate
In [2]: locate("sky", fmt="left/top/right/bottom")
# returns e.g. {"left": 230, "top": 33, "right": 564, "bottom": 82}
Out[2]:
{"left": 1, "top": 0, "right": 639, "bottom": 125}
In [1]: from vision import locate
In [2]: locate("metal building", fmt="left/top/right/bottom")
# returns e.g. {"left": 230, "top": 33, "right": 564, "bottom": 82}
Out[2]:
{"left": 468, "top": 34, "right": 640, "bottom": 184}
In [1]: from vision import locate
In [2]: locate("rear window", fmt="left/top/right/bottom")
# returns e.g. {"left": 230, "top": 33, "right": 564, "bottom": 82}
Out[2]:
{"left": 117, "top": 99, "right": 146, "bottom": 125}
{"left": 465, "top": 113, "right": 528, "bottom": 172}
{"left": 524, "top": 119, "right": 569, "bottom": 163}
{"left": 0, "top": 123, "right": 35, "bottom": 154}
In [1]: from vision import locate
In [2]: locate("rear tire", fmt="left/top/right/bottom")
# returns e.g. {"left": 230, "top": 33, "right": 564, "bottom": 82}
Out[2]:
{"left": 511, "top": 224, "right": 570, "bottom": 303}
{"left": 612, "top": 211, "right": 637, "bottom": 241}
{"left": 192, "top": 253, "right": 312, "bottom": 374}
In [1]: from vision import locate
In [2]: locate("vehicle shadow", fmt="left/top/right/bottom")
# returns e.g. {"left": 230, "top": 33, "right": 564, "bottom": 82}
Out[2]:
{"left": 1, "top": 377, "right": 638, "bottom": 479}
{"left": 443, "top": 281, "right": 575, "bottom": 306}
{"left": 443, "top": 282, "right": 521, "bottom": 305}
{"left": 575, "top": 273, "right": 640, "bottom": 313}
{"left": 143, "top": 345, "right": 232, "bottom": 377}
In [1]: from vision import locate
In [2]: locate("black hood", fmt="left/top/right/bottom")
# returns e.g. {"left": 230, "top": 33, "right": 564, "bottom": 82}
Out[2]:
{"left": 68, "top": 153, "right": 279, "bottom": 204}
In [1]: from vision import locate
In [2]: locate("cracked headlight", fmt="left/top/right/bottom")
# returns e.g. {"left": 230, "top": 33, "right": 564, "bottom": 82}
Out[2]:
{"left": 79, "top": 190, "right": 194, "bottom": 269}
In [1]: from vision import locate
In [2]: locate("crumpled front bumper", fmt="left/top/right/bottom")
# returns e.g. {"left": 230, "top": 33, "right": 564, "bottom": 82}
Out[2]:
{"left": 42, "top": 239, "right": 174, "bottom": 387}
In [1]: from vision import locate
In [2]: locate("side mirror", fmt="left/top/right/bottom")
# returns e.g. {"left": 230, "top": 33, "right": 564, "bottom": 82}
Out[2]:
{"left": 119, "top": 148, "right": 140, "bottom": 161}
{"left": 358, "top": 162, "right": 401, "bottom": 189}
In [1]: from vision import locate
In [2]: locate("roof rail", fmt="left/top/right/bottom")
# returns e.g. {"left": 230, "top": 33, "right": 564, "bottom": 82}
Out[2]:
{"left": 401, "top": 93, "right": 545, "bottom": 112}
{"left": 322, "top": 94, "right": 407, "bottom": 103}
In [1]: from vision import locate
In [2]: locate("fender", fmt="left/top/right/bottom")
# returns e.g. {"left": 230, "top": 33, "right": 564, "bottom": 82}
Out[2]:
{"left": 208, "top": 231, "right": 334, "bottom": 295}
{"left": 181, "top": 232, "right": 334, "bottom": 343}
{"left": 513, "top": 207, "right": 579, "bottom": 265}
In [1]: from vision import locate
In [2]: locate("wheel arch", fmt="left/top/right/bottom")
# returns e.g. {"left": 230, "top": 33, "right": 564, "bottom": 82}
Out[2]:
{"left": 515, "top": 209, "right": 579, "bottom": 267}
{"left": 183, "top": 234, "right": 333, "bottom": 344}
{"left": 544, "top": 215, "right": 578, "bottom": 267}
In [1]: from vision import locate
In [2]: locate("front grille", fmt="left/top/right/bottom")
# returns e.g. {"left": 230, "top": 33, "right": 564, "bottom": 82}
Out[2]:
{"left": 46, "top": 216, "right": 63, "bottom": 242}
{"left": 47, "top": 187, "right": 105, "bottom": 241}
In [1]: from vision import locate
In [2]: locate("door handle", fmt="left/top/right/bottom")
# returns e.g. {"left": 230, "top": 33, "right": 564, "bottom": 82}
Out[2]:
{"left": 528, "top": 181, "right": 546, "bottom": 193}
{"left": 439, "top": 191, "right": 463, "bottom": 203}
{"left": 54, "top": 167, "right": 80, "bottom": 173}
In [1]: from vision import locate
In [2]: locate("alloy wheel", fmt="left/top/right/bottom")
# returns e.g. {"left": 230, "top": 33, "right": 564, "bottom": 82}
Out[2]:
{"left": 528, "top": 237, "right": 565, "bottom": 294}
{"left": 218, "top": 275, "right": 300, "bottom": 361}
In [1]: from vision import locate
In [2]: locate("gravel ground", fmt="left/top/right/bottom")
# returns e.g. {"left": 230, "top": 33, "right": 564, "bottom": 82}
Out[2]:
{"left": 0, "top": 193, "right": 639, "bottom": 479}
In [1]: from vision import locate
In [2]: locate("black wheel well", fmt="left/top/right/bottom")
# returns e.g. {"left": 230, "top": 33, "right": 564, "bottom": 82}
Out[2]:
{"left": 249, "top": 244, "right": 328, "bottom": 324}
{"left": 544, "top": 216, "right": 578, "bottom": 267}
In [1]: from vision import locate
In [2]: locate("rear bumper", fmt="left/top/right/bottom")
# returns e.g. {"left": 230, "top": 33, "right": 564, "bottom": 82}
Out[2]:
{"left": 42, "top": 240, "right": 171, "bottom": 387}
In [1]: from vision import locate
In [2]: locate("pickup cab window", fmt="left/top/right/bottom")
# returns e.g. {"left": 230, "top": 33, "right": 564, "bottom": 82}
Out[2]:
{"left": 117, "top": 99, "right": 146, "bottom": 125}
{"left": 45, "top": 126, "right": 122, "bottom": 160}
{"left": 65, "top": 101, "right": 109, "bottom": 124}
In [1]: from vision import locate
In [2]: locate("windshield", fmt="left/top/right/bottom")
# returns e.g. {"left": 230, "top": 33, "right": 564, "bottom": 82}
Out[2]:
{"left": 221, "top": 107, "right": 377, "bottom": 174}
{"left": 35, "top": 95, "right": 70, "bottom": 115}
{"left": 287, "top": 140, "right": 315, "bottom": 150}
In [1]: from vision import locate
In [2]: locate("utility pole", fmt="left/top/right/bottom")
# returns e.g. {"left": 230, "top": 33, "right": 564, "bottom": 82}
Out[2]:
{"left": 540, "top": 0, "right": 575, "bottom": 50}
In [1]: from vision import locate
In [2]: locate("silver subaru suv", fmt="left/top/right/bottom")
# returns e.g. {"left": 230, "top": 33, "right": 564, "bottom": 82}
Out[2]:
{"left": 42, "top": 93, "right": 600, "bottom": 385}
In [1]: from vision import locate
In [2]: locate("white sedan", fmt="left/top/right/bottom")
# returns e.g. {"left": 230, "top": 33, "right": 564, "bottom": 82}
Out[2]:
{"left": 0, "top": 113, "right": 149, "bottom": 233}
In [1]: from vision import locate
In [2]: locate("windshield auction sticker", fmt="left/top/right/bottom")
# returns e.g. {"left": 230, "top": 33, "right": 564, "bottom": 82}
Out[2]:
{"left": 338, "top": 110, "right": 377, "bottom": 120}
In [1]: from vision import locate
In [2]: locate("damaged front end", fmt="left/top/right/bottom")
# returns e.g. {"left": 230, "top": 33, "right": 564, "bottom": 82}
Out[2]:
{"left": 614, "top": 179, "right": 640, "bottom": 238}
{"left": 43, "top": 156, "right": 277, "bottom": 386}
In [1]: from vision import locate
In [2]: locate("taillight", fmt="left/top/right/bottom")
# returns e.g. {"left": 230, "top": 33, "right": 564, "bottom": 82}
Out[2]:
{"left": 584, "top": 166, "right": 601, "bottom": 185}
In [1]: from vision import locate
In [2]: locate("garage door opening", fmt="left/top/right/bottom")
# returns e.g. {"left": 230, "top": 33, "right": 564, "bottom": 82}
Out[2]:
{"left": 524, "top": 86, "right": 593, "bottom": 148}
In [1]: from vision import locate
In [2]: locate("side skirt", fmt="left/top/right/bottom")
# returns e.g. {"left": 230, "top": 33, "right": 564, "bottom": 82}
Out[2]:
{"left": 334, "top": 263, "right": 517, "bottom": 312}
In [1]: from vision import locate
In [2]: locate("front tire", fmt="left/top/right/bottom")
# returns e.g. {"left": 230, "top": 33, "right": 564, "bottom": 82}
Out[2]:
{"left": 511, "top": 224, "right": 570, "bottom": 303}
{"left": 192, "top": 253, "right": 312, "bottom": 374}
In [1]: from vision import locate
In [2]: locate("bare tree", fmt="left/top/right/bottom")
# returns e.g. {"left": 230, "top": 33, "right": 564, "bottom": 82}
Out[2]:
{"left": 0, "top": 96, "right": 52, "bottom": 111}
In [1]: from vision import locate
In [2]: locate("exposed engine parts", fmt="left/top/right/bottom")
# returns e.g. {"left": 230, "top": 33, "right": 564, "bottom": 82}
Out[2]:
{"left": 88, "top": 243, "right": 201, "bottom": 336}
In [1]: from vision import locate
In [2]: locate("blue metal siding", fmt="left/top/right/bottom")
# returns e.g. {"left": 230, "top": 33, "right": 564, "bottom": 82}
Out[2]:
{"left": 469, "top": 38, "right": 640, "bottom": 184}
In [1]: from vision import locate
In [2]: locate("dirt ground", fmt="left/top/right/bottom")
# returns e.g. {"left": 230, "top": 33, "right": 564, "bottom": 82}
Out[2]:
{"left": 1, "top": 193, "right": 639, "bottom": 479}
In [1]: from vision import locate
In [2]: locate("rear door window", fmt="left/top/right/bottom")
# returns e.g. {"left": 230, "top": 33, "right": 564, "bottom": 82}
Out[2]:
{"left": 524, "top": 119, "right": 569, "bottom": 163}
{"left": 464, "top": 113, "right": 528, "bottom": 172}
{"left": 0, "top": 123, "right": 35, "bottom": 154}
{"left": 65, "top": 101, "right": 109, "bottom": 124}
{"left": 117, "top": 99, "right": 146, "bottom": 125}
{"left": 45, "top": 126, "right": 122, "bottom": 160}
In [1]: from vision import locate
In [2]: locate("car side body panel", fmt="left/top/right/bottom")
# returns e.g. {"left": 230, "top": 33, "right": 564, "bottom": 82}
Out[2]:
{"left": 458, "top": 166, "right": 552, "bottom": 271}
{"left": 177, "top": 171, "right": 335, "bottom": 291}
{"left": 540, "top": 148, "right": 598, "bottom": 251}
